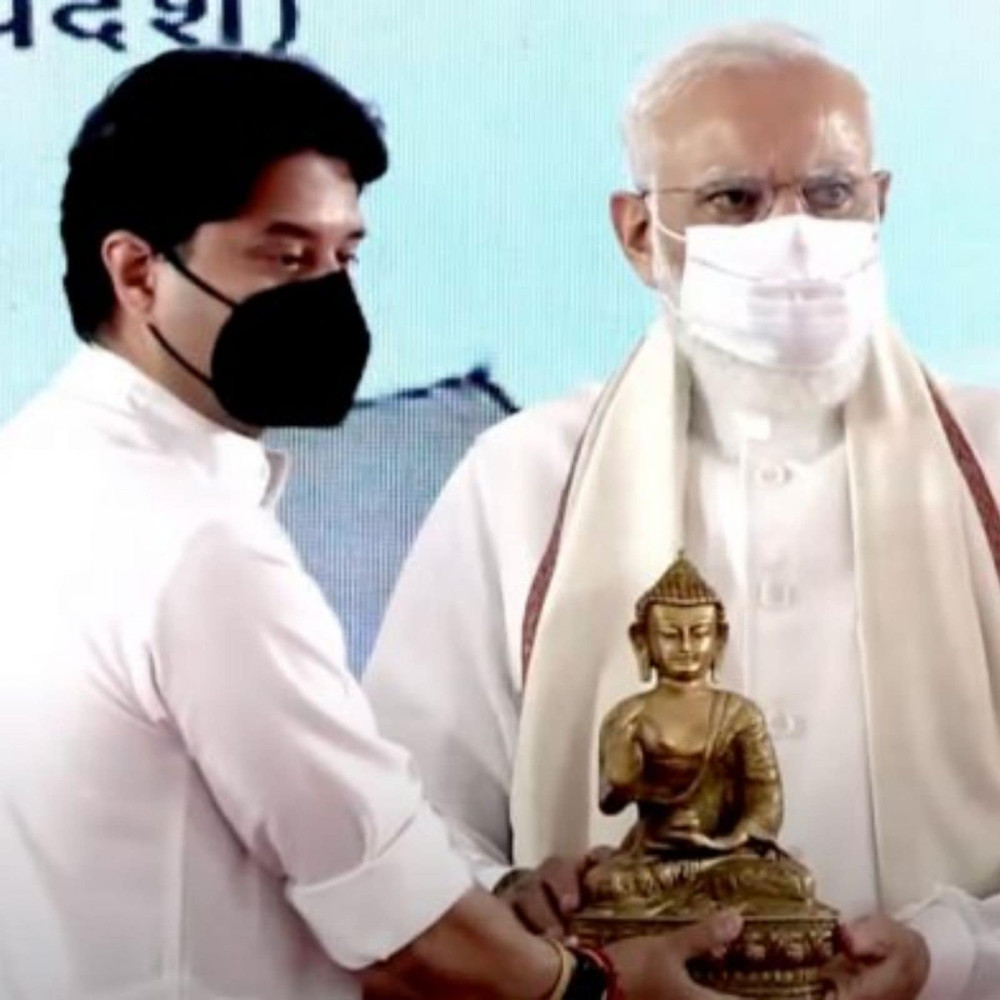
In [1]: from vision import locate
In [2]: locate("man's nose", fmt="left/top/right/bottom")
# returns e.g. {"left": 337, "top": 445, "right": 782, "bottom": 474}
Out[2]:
{"left": 768, "top": 183, "right": 808, "bottom": 218}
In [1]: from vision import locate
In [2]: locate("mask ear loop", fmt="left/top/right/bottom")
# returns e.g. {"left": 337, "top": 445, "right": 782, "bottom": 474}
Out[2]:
{"left": 640, "top": 186, "right": 686, "bottom": 314}
{"left": 147, "top": 323, "right": 214, "bottom": 388}
{"left": 145, "top": 247, "right": 237, "bottom": 388}
{"left": 160, "top": 247, "right": 238, "bottom": 310}
{"left": 642, "top": 187, "right": 687, "bottom": 245}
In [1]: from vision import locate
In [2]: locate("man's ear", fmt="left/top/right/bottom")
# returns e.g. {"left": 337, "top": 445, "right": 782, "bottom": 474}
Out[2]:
{"left": 610, "top": 190, "right": 657, "bottom": 289}
{"left": 876, "top": 170, "right": 892, "bottom": 220}
{"left": 101, "top": 231, "right": 158, "bottom": 322}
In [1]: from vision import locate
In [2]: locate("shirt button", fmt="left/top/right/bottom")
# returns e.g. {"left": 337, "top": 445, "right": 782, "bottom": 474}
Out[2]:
{"left": 767, "top": 708, "right": 807, "bottom": 740}
{"left": 758, "top": 579, "right": 794, "bottom": 609}
{"left": 755, "top": 462, "right": 790, "bottom": 487}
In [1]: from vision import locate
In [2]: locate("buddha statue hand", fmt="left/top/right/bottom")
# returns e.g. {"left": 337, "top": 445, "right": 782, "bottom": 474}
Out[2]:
{"left": 668, "top": 808, "right": 702, "bottom": 834}
{"left": 658, "top": 819, "right": 779, "bottom": 855}
{"left": 674, "top": 829, "right": 749, "bottom": 853}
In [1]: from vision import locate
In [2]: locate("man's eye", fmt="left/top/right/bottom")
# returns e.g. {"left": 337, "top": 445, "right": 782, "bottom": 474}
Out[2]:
{"left": 806, "top": 180, "right": 854, "bottom": 210}
{"left": 277, "top": 252, "right": 308, "bottom": 269}
{"left": 704, "top": 186, "right": 760, "bottom": 212}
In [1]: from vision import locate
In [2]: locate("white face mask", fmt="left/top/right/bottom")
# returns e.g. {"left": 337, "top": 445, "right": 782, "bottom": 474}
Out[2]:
{"left": 652, "top": 211, "right": 888, "bottom": 372}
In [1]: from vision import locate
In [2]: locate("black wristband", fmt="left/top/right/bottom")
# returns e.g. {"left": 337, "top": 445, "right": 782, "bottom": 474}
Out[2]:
{"left": 563, "top": 948, "right": 609, "bottom": 999}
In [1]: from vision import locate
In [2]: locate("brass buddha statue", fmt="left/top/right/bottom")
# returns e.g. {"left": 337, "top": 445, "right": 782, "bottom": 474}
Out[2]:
{"left": 570, "top": 554, "right": 838, "bottom": 999}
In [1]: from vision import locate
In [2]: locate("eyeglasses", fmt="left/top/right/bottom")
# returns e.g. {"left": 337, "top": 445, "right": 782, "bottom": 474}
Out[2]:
{"left": 640, "top": 170, "right": 888, "bottom": 226}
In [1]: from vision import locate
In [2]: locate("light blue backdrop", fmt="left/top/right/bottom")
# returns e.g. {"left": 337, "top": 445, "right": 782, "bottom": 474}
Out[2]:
{"left": 2, "top": 0, "right": 1000, "bottom": 417}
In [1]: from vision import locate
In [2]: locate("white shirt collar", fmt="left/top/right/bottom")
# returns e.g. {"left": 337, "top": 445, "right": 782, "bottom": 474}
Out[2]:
{"left": 51, "top": 345, "right": 288, "bottom": 509}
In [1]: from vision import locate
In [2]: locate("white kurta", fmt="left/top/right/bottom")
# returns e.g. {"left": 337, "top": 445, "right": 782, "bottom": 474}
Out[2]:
{"left": 365, "top": 376, "right": 1000, "bottom": 1000}
{"left": 0, "top": 346, "right": 472, "bottom": 999}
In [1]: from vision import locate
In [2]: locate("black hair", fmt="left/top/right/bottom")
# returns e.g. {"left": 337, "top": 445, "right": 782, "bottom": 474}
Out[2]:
{"left": 61, "top": 48, "right": 388, "bottom": 340}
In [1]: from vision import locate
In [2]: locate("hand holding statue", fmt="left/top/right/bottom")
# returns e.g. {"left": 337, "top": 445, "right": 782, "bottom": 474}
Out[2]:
{"left": 822, "top": 915, "right": 929, "bottom": 1000}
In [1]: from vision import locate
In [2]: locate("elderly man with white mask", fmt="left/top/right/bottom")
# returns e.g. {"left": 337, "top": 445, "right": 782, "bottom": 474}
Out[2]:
{"left": 365, "top": 23, "right": 1000, "bottom": 999}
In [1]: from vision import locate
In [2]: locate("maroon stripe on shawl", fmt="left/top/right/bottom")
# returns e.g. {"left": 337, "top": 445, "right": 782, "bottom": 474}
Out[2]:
{"left": 927, "top": 377, "right": 1000, "bottom": 588}
{"left": 522, "top": 377, "right": 1000, "bottom": 679}
{"left": 521, "top": 440, "right": 584, "bottom": 677}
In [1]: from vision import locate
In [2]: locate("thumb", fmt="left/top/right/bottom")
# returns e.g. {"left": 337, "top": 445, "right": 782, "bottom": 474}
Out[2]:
{"left": 583, "top": 846, "right": 616, "bottom": 868}
{"left": 672, "top": 911, "right": 744, "bottom": 959}
{"left": 839, "top": 915, "right": 891, "bottom": 960}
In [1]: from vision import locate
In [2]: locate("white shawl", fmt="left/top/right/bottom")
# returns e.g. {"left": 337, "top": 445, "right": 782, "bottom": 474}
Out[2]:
{"left": 511, "top": 319, "right": 1000, "bottom": 911}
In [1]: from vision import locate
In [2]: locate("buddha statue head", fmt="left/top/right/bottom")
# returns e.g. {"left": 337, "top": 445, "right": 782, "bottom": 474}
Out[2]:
{"left": 629, "top": 553, "right": 729, "bottom": 684}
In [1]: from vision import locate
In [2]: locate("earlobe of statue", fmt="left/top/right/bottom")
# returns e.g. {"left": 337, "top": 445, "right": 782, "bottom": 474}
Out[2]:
{"left": 711, "top": 636, "right": 727, "bottom": 681}
{"left": 712, "top": 632, "right": 729, "bottom": 681}
{"left": 630, "top": 625, "right": 652, "bottom": 683}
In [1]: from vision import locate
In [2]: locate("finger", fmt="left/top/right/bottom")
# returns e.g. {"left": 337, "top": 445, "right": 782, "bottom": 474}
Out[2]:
{"left": 580, "top": 845, "right": 616, "bottom": 874}
{"left": 511, "top": 884, "right": 566, "bottom": 938}
{"left": 839, "top": 915, "right": 892, "bottom": 961}
{"left": 537, "top": 856, "right": 584, "bottom": 914}
{"left": 671, "top": 911, "right": 744, "bottom": 959}
{"left": 608, "top": 935, "right": 731, "bottom": 1000}
{"left": 820, "top": 953, "right": 857, "bottom": 998}
{"left": 820, "top": 949, "right": 865, "bottom": 978}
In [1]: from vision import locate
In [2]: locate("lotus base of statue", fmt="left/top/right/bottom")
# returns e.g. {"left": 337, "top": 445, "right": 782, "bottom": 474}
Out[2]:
{"left": 569, "top": 849, "right": 839, "bottom": 999}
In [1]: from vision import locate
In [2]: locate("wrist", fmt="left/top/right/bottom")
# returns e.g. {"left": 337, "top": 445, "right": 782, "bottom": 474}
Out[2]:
{"left": 528, "top": 941, "right": 619, "bottom": 1000}
{"left": 535, "top": 939, "right": 573, "bottom": 1000}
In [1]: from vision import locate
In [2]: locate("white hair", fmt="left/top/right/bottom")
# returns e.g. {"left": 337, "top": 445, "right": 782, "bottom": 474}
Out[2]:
{"left": 623, "top": 22, "right": 869, "bottom": 185}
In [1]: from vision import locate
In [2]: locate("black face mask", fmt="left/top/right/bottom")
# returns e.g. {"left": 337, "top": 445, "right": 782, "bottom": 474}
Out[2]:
{"left": 148, "top": 251, "right": 371, "bottom": 428}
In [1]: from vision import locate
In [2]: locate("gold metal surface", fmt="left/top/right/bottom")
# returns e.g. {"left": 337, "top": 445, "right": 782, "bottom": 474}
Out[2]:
{"left": 569, "top": 554, "right": 838, "bottom": 998}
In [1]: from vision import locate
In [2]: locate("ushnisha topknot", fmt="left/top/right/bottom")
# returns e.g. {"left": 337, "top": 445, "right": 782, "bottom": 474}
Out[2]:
{"left": 633, "top": 552, "right": 728, "bottom": 642}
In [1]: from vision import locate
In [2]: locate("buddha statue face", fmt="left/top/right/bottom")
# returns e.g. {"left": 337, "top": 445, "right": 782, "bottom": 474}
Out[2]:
{"left": 630, "top": 554, "right": 729, "bottom": 684}
{"left": 634, "top": 602, "right": 720, "bottom": 684}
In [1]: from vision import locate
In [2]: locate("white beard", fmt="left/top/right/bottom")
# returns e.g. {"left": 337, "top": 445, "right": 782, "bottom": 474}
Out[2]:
{"left": 671, "top": 316, "right": 872, "bottom": 419}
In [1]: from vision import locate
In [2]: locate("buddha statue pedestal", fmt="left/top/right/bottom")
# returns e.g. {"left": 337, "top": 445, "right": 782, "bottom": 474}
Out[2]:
{"left": 567, "top": 554, "right": 840, "bottom": 998}
{"left": 570, "top": 853, "right": 839, "bottom": 998}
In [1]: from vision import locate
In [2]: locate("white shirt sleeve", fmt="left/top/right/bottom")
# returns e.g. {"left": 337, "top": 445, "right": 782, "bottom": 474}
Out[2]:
{"left": 902, "top": 887, "right": 1000, "bottom": 999}
{"left": 364, "top": 456, "right": 525, "bottom": 888}
{"left": 149, "top": 514, "right": 473, "bottom": 970}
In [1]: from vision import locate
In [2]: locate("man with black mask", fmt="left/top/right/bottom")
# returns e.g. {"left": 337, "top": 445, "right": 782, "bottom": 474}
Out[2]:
{"left": 0, "top": 49, "right": 735, "bottom": 1000}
